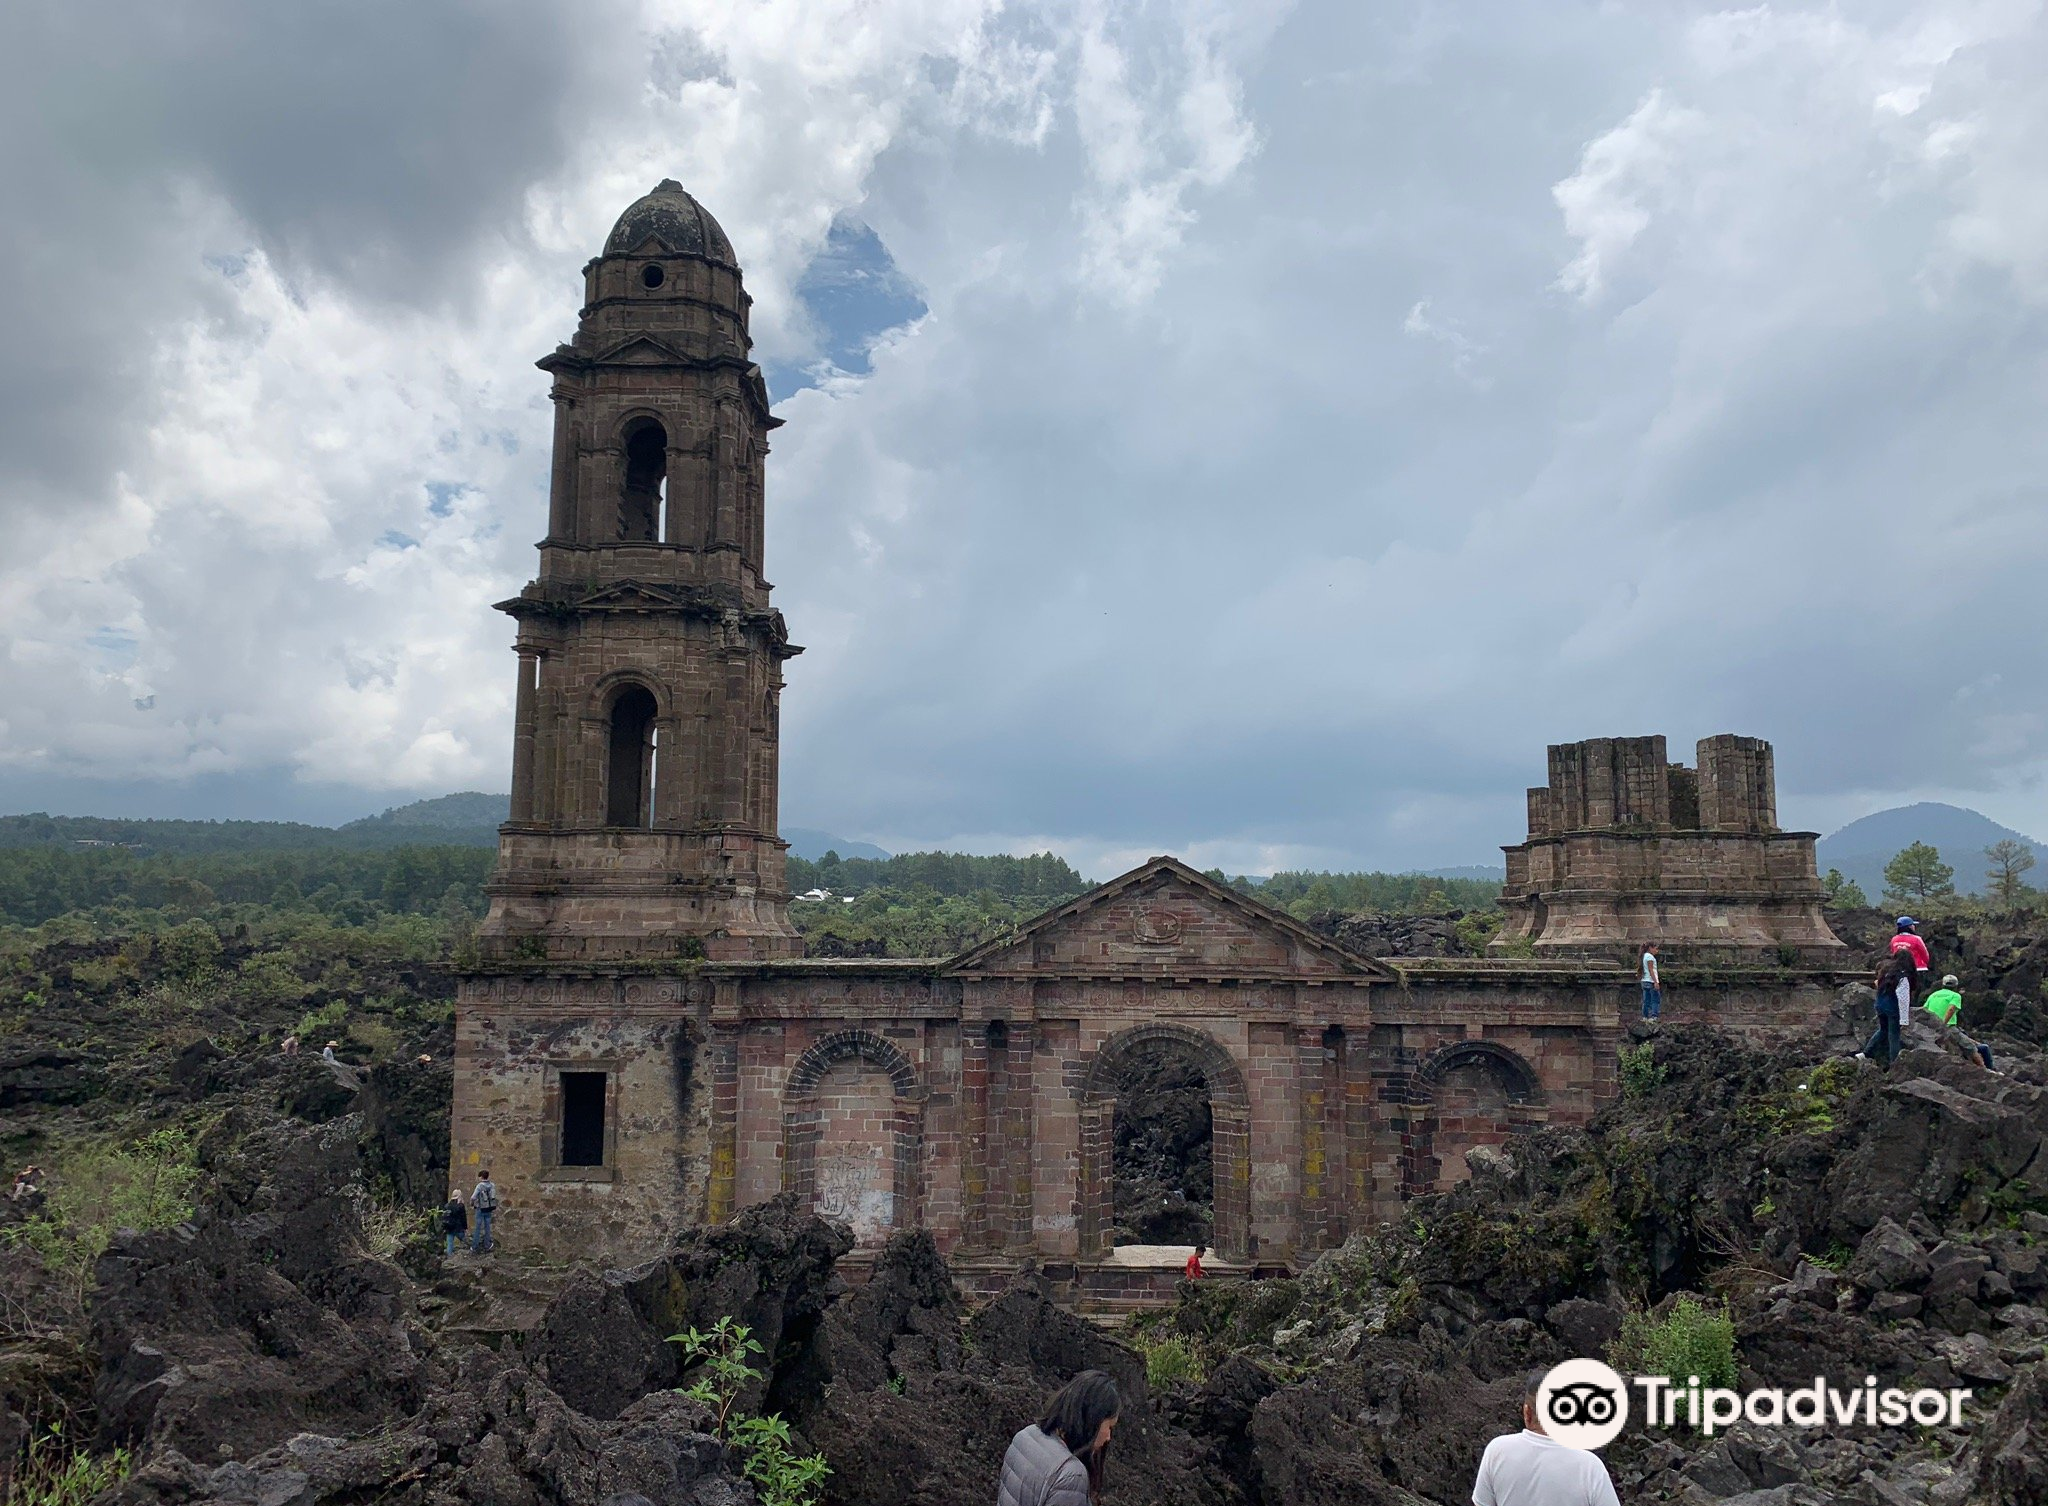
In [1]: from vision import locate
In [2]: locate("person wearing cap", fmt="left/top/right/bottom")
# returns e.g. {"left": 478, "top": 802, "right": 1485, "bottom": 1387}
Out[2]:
{"left": 1889, "top": 918, "right": 1931, "bottom": 997}
{"left": 1921, "top": 975, "right": 1995, "bottom": 1071}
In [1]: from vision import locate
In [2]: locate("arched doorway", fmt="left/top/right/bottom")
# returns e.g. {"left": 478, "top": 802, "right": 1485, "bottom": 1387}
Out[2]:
{"left": 1078, "top": 1024, "right": 1250, "bottom": 1261}
{"left": 1108, "top": 1041, "right": 1213, "bottom": 1246}
{"left": 1405, "top": 1042, "right": 1543, "bottom": 1194}
{"left": 781, "top": 1030, "right": 925, "bottom": 1247}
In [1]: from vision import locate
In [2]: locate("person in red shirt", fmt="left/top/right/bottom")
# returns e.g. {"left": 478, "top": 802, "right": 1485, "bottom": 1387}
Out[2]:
{"left": 1890, "top": 918, "right": 1930, "bottom": 981}
{"left": 1184, "top": 1244, "right": 1206, "bottom": 1281}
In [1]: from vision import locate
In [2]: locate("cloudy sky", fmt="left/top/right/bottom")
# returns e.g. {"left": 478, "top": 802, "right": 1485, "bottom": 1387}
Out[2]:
{"left": 4, "top": 0, "right": 2048, "bottom": 877}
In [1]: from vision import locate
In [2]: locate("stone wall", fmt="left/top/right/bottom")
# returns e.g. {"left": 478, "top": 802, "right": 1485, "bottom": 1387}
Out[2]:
{"left": 452, "top": 913, "right": 1653, "bottom": 1269}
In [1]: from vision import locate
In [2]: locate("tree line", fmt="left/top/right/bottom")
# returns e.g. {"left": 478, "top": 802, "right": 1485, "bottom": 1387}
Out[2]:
{"left": 1823, "top": 839, "right": 2038, "bottom": 912}
{"left": 0, "top": 843, "right": 492, "bottom": 928}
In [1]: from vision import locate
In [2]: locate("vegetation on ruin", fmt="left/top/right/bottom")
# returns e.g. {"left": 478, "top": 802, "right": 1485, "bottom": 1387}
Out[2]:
{"left": 1610, "top": 1296, "right": 1739, "bottom": 1392}
{"left": 11, "top": 1425, "right": 130, "bottom": 1506}
{"left": 5, "top": 1128, "right": 200, "bottom": 1307}
{"left": 670, "top": 1318, "right": 831, "bottom": 1506}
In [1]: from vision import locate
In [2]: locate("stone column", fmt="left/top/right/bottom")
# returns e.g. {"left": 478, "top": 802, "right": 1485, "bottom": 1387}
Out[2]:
{"left": 960, "top": 1020, "right": 992, "bottom": 1251}
{"left": 1002, "top": 1020, "right": 1035, "bottom": 1252}
{"left": 711, "top": 402, "right": 737, "bottom": 550}
{"left": 706, "top": 1014, "right": 741, "bottom": 1223}
{"left": 1296, "top": 1026, "right": 1327, "bottom": 1258}
{"left": 546, "top": 393, "right": 576, "bottom": 541}
{"left": 509, "top": 648, "right": 541, "bottom": 823}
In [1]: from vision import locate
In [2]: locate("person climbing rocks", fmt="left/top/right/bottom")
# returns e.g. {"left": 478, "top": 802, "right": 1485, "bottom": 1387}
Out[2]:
{"left": 280, "top": 1035, "right": 299, "bottom": 1056}
{"left": 1639, "top": 942, "right": 1662, "bottom": 1021}
{"left": 322, "top": 1040, "right": 339, "bottom": 1063}
{"left": 441, "top": 1190, "right": 469, "bottom": 1255}
{"left": 1890, "top": 917, "right": 1931, "bottom": 995}
{"left": 1857, "top": 952, "right": 1912, "bottom": 1066}
{"left": 469, "top": 1170, "right": 499, "bottom": 1254}
{"left": 1185, "top": 1244, "right": 1206, "bottom": 1281}
{"left": 8, "top": 1165, "right": 41, "bottom": 1201}
{"left": 997, "top": 1369, "right": 1120, "bottom": 1506}
{"left": 1921, "top": 975, "right": 1996, "bottom": 1071}
{"left": 1471, "top": 1369, "right": 1621, "bottom": 1506}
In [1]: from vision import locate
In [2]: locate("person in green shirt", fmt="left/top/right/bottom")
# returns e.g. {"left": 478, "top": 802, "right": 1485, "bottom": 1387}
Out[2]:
{"left": 1922, "top": 975, "right": 1994, "bottom": 1071}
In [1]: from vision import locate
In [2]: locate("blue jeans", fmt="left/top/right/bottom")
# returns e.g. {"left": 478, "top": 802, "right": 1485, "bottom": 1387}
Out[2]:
{"left": 1641, "top": 984, "right": 1661, "bottom": 1019}
{"left": 470, "top": 1207, "right": 494, "bottom": 1253}
{"left": 445, "top": 1232, "right": 462, "bottom": 1255}
{"left": 1864, "top": 1005, "right": 1901, "bottom": 1065}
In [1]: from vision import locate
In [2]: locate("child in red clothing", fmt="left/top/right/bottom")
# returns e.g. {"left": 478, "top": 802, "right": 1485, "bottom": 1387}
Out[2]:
{"left": 1185, "top": 1244, "right": 1206, "bottom": 1280}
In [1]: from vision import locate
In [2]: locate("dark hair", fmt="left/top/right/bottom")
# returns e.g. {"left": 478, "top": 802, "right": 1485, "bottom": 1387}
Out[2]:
{"left": 1524, "top": 1368, "right": 1547, "bottom": 1406}
{"left": 1039, "top": 1370, "right": 1121, "bottom": 1499}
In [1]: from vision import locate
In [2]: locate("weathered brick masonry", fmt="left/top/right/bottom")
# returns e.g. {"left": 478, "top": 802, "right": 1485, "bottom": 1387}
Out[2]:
{"left": 450, "top": 184, "right": 1848, "bottom": 1278}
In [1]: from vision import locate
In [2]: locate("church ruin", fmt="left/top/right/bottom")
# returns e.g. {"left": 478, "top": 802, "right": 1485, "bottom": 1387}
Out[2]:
{"left": 449, "top": 183, "right": 1845, "bottom": 1293}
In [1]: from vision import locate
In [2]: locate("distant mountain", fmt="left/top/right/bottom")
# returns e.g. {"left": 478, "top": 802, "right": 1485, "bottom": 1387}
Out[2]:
{"left": 340, "top": 792, "right": 505, "bottom": 846}
{"left": 782, "top": 828, "right": 891, "bottom": 862}
{"left": 1817, "top": 802, "right": 2046, "bottom": 899}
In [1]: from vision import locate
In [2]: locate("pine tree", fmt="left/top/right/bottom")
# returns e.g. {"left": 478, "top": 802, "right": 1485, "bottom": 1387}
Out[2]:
{"left": 1882, "top": 843, "right": 1954, "bottom": 908}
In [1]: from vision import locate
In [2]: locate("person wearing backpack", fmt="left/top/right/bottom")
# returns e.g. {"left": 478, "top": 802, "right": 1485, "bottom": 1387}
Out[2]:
{"left": 441, "top": 1190, "right": 469, "bottom": 1255}
{"left": 469, "top": 1171, "right": 500, "bottom": 1254}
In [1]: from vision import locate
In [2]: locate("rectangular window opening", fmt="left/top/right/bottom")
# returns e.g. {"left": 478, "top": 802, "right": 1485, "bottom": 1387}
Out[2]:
{"left": 560, "top": 1071, "right": 608, "bottom": 1167}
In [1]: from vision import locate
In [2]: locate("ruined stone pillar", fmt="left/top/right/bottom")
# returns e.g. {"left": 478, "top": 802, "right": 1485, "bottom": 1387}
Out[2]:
{"left": 509, "top": 648, "right": 541, "bottom": 823}
{"left": 706, "top": 1015, "right": 741, "bottom": 1223}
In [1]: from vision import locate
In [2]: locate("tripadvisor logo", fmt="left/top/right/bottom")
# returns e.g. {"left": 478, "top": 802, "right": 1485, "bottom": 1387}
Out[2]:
{"left": 1536, "top": 1360, "right": 1971, "bottom": 1451}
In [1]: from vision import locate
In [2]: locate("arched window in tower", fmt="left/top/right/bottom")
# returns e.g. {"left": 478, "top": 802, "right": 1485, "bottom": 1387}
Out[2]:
{"left": 604, "top": 685, "right": 659, "bottom": 828}
{"left": 620, "top": 419, "right": 667, "bottom": 542}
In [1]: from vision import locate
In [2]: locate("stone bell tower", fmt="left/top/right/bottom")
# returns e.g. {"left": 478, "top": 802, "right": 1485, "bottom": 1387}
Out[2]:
{"left": 476, "top": 181, "right": 801, "bottom": 961}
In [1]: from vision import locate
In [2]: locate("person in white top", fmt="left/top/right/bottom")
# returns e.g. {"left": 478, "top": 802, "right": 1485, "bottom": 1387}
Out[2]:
{"left": 1639, "top": 943, "right": 1662, "bottom": 1021}
{"left": 1472, "top": 1371, "right": 1621, "bottom": 1506}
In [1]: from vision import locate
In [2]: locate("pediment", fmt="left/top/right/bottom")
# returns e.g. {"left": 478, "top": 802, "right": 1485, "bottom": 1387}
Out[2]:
{"left": 572, "top": 581, "right": 692, "bottom": 612}
{"left": 591, "top": 333, "right": 690, "bottom": 367}
{"left": 947, "top": 857, "right": 1393, "bottom": 980}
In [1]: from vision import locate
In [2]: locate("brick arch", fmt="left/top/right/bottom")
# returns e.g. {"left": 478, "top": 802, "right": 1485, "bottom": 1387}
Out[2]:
{"left": 781, "top": 1030, "right": 925, "bottom": 1243}
{"left": 1403, "top": 1040, "right": 1546, "bottom": 1198}
{"left": 1075, "top": 1023, "right": 1251, "bottom": 1263}
{"left": 586, "top": 668, "right": 674, "bottom": 721}
{"left": 1416, "top": 1040, "right": 1544, "bottom": 1102}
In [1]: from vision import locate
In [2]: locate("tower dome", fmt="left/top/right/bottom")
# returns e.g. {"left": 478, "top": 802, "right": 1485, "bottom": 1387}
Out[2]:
{"left": 604, "top": 179, "right": 738, "bottom": 266}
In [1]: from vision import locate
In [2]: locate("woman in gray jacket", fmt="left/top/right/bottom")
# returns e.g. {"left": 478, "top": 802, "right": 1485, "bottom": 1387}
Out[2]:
{"left": 996, "top": 1370, "right": 1121, "bottom": 1506}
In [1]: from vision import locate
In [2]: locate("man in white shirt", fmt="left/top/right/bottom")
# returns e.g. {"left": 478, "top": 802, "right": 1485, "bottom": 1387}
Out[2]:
{"left": 1639, "top": 943, "right": 1661, "bottom": 1021}
{"left": 1472, "top": 1371, "right": 1622, "bottom": 1506}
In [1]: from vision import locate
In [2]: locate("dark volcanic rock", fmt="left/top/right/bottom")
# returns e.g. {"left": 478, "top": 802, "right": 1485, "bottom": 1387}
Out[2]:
{"left": 91, "top": 1112, "right": 423, "bottom": 1460}
{"left": 531, "top": 1193, "right": 851, "bottom": 1420}
{"left": 789, "top": 1240, "right": 1234, "bottom": 1506}
{"left": 114, "top": 1352, "right": 748, "bottom": 1506}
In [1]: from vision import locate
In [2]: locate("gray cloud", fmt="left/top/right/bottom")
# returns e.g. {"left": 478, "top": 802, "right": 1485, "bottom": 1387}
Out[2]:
{"left": 4, "top": 1, "right": 2048, "bottom": 879}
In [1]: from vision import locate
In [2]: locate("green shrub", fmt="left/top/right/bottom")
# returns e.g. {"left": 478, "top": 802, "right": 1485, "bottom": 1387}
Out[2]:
{"left": 1138, "top": 1333, "right": 1206, "bottom": 1388}
{"left": 157, "top": 920, "right": 222, "bottom": 979}
{"left": 235, "top": 950, "right": 308, "bottom": 1006}
{"left": 293, "top": 997, "right": 349, "bottom": 1042}
{"left": 1611, "top": 1296, "right": 1738, "bottom": 1391}
{"left": 14, "top": 1424, "right": 130, "bottom": 1505}
{"left": 1619, "top": 1042, "right": 1666, "bottom": 1100}
{"left": 5, "top": 1129, "right": 200, "bottom": 1304}
{"left": 668, "top": 1319, "right": 829, "bottom": 1506}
